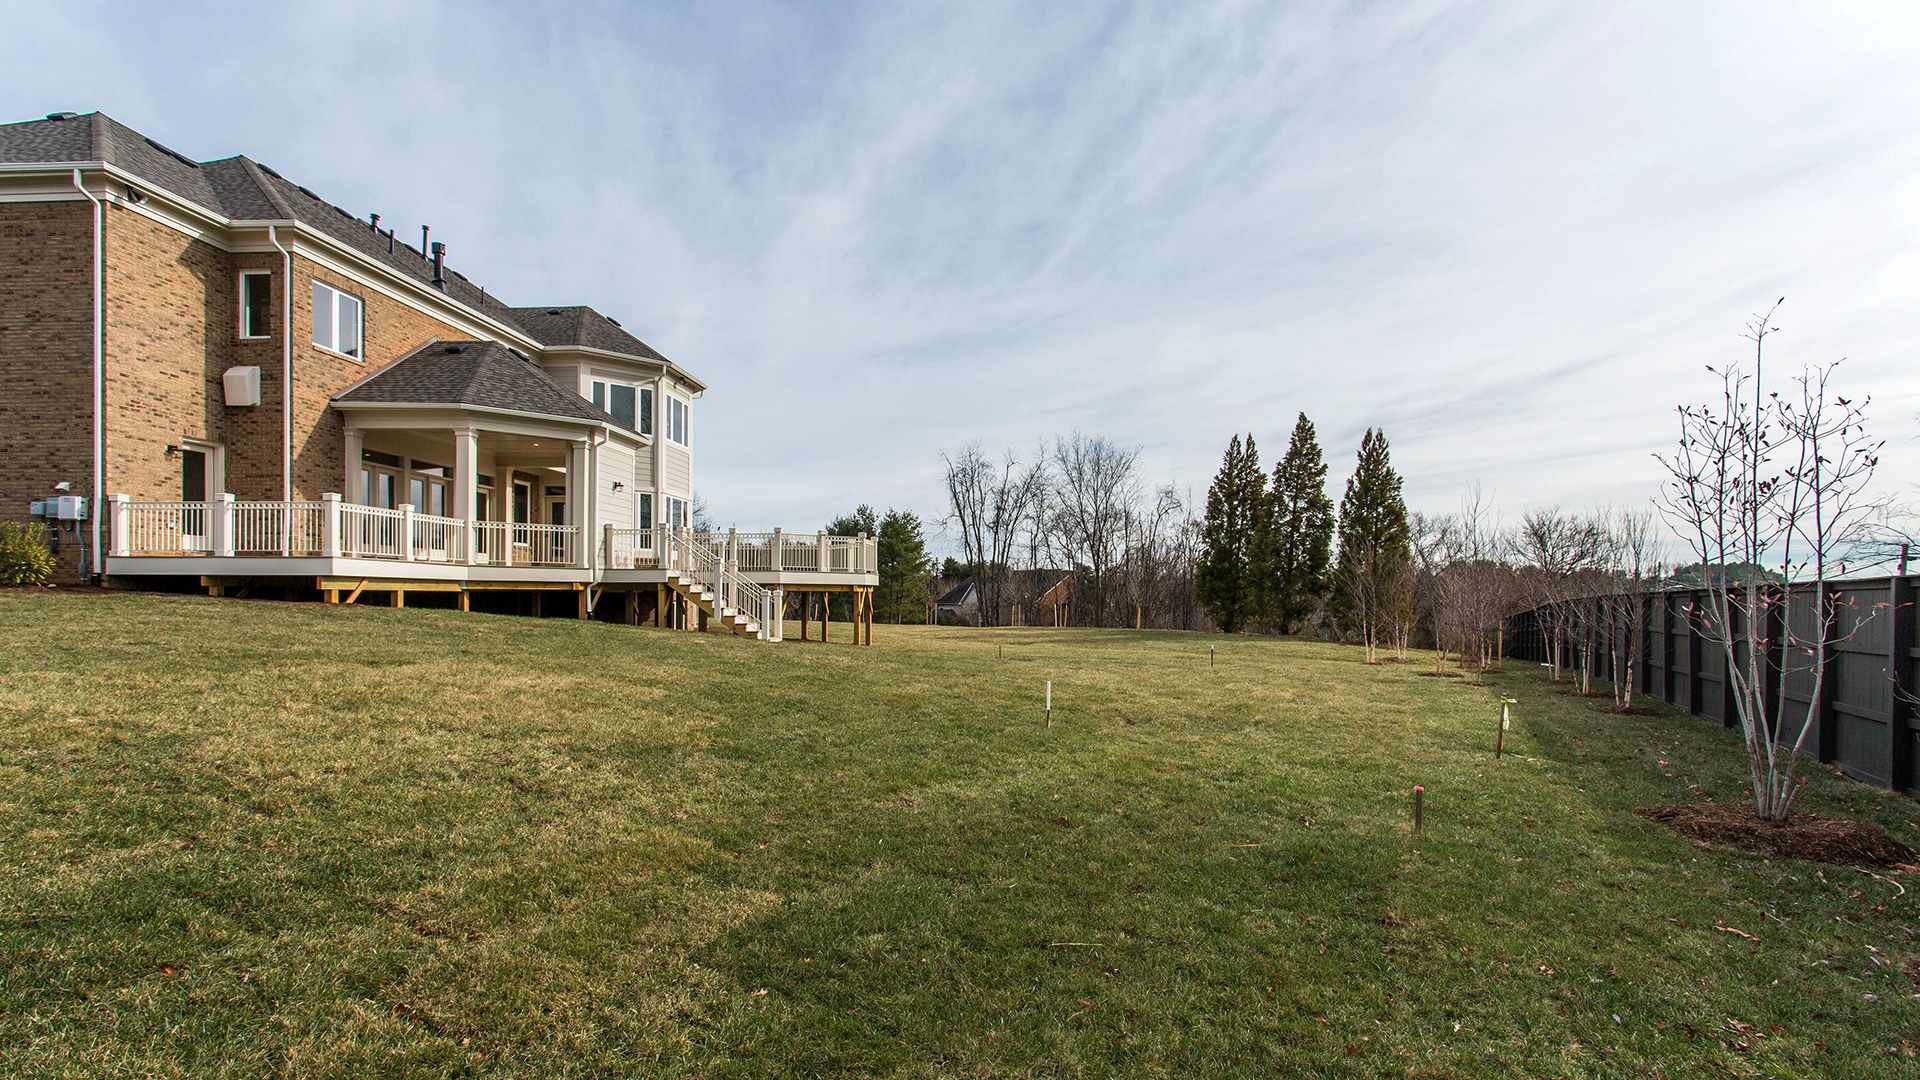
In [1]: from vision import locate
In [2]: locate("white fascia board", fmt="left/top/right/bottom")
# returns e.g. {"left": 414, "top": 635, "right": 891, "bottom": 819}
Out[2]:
{"left": 331, "top": 399, "right": 645, "bottom": 447}
{"left": 560, "top": 345, "right": 707, "bottom": 394}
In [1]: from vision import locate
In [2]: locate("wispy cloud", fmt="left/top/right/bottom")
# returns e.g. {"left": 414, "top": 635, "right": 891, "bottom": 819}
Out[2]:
{"left": 6, "top": 1, "right": 1919, "bottom": 539}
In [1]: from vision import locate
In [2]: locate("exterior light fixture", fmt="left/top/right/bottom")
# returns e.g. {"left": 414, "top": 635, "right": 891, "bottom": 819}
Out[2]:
{"left": 611, "top": 481, "right": 625, "bottom": 492}
{"left": 164, "top": 444, "right": 182, "bottom": 456}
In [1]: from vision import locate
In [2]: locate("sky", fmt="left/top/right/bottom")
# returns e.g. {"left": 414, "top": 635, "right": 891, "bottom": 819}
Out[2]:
{"left": 6, "top": 1, "right": 1919, "bottom": 554}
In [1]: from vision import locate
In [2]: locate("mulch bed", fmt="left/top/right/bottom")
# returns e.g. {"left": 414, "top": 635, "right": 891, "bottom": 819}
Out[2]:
{"left": 1636, "top": 801, "right": 1918, "bottom": 867}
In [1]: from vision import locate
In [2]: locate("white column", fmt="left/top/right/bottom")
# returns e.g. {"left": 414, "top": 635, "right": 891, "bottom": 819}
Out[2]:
{"left": 399, "top": 503, "right": 416, "bottom": 562}
{"left": 455, "top": 428, "right": 479, "bottom": 565}
{"left": 772, "top": 527, "right": 784, "bottom": 571}
{"left": 568, "top": 439, "right": 589, "bottom": 569}
{"left": 817, "top": 530, "right": 828, "bottom": 572}
{"left": 343, "top": 426, "right": 365, "bottom": 505}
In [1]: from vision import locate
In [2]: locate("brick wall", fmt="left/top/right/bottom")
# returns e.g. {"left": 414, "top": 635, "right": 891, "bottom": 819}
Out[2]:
{"left": 0, "top": 201, "right": 93, "bottom": 581}
{"left": 4, "top": 198, "right": 521, "bottom": 579}
{"left": 289, "top": 254, "right": 466, "bottom": 500}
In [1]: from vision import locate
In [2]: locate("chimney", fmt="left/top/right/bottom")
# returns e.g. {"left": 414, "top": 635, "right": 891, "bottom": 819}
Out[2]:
{"left": 430, "top": 242, "right": 446, "bottom": 289}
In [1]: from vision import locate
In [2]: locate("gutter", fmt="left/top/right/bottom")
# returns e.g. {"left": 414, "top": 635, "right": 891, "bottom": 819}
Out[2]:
{"left": 268, "top": 226, "right": 293, "bottom": 501}
{"left": 72, "top": 169, "right": 103, "bottom": 581}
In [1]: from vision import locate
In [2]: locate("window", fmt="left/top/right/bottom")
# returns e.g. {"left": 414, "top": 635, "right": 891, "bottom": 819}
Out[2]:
{"left": 636, "top": 492, "right": 652, "bottom": 530}
{"left": 240, "top": 272, "right": 272, "bottom": 339}
{"left": 665, "top": 496, "right": 689, "bottom": 529}
{"left": 666, "top": 395, "right": 689, "bottom": 446}
{"left": 590, "top": 379, "right": 653, "bottom": 435}
{"left": 311, "top": 280, "right": 363, "bottom": 358}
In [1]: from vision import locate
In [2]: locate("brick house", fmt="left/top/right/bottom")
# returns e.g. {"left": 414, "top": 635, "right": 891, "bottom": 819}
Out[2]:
{"left": 0, "top": 111, "right": 876, "bottom": 640}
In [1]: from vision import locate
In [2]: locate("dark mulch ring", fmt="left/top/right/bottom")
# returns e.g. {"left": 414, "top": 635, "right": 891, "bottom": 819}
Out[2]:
{"left": 1461, "top": 680, "right": 1497, "bottom": 687}
{"left": 1417, "top": 671, "right": 1464, "bottom": 679}
{"left": 1636, "top": 801, "right": 1919, "bottom": 868}
{"left": 1594, "top": 703, "right": 1664, "bottom": 716}
{"left": 1558, "top": 688, "right": 1614, "bottom": 698}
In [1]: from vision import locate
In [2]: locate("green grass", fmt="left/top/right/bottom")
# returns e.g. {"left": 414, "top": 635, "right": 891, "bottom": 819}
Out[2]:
{"left": 2, "top": 592, "right": 1918, "bottom": 1078}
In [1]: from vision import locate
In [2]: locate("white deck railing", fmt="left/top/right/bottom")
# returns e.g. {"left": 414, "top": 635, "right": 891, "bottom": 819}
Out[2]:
{"left": 109, "top": 494, "right": 582, "bottom": 569}
{"left": 605, "top": 527, "right": 875, "bottom": 576}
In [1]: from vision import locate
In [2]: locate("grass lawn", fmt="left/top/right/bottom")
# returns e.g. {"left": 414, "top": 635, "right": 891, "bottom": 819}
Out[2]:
{"left": 3, "top": 592, "right": 1919, "bottom": 1078}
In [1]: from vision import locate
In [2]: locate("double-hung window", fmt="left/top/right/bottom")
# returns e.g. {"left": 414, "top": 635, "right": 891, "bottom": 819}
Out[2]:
{"left": 589, "top": 379, "right": 654, "bottom": 436}
{"left": 311, "top": 280, "right": 363, "bottom": 358}
{"left": 239, "top": 272, "right": 272, "bottom": 339}
{"left": 665, "top": 395, "right": 690, "bottom": 446}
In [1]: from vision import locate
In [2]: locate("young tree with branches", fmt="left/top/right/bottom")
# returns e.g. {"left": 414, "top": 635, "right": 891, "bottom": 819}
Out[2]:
{"left": 1335, "top": 429, "right": 1411, "bottom": 664}
{"left": 1257, "top": 413, "right": 1336, "bottom": 635}
{"left": 1197, "top": 434, "right": 1265, "bottom": 633}
{"left": 943, "top": 442, "right": 1047, "bottom": 627}
{"left": 1657, "top": 302, "right": 1883, "bottom": 820}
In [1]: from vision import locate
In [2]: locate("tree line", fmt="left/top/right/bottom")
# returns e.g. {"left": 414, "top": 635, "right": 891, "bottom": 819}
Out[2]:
{"left": 938, "top": 435, "right": 1207, "bottom": 629}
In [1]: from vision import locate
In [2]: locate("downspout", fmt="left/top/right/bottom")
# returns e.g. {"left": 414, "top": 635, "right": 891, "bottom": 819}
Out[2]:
{"left": 72, "top": 169, "right": 103, "bottom": 581}
{"left": 268, "top": 225, "right": 293, "bottom": 502}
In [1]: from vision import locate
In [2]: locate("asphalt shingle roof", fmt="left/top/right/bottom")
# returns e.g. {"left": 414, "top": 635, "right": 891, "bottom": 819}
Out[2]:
{"left": 508, "top": 306, "right": 668, "bottom": 363}
{"left": 0, "top": 111, "right": 672, "bottom": 368}
{"left": 333, "top": 341, "right": 626, "bottom": 427}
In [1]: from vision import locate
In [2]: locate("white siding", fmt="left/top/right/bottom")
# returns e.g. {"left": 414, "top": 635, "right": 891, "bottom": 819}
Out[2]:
{"left": 631, "top": 443, "right": 654, "bottom": 489}
{"left": 661, "top": 444, "right": 692, "bottom": 498}
{"left": 596, "top": 442, "right": 636, "bottom": 531}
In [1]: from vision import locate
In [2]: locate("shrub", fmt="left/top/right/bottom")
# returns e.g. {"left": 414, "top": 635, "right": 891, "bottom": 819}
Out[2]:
{"left": 0, "top": 521, "right": 57, "bottom": 586}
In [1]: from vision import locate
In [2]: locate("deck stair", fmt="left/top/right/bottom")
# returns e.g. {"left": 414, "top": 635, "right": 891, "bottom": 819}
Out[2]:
{"left": 662, "top": 529, "right": 774, "bottom": 640}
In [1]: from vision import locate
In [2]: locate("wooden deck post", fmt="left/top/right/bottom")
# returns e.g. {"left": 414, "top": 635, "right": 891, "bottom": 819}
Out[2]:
{"left": 457, "top": 590, "right": 470, "bottom": 612}
{"left": 655, "top": 583, "right": 665, "bottom": 628}
{"left": 578, "top": 587, "right": 590, "bottom": 620}
{"left": 391, "top": 589, "right": 405, "bottom": 608}
{"left": 625, "top": 590, "right": 639, "bottom": 626}
{"left": 324, "top": 588, "right": 339, "bottom": 604}
{"left": 823, "top": 590, "right": 830, "bottom": 643}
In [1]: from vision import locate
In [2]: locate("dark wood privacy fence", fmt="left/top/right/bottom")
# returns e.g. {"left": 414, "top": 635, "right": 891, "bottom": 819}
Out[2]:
{"left": 1504, "top": 577, "right": 1917, "bottom": 797}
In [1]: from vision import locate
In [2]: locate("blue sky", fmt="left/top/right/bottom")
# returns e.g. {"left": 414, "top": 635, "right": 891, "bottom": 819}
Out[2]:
{"left": 6, "top": 1, "right": 1919, "bottom": 547}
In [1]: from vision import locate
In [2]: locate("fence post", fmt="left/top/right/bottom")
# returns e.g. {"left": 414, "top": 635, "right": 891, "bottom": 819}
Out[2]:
{"left": 1721, "top": 593, "right": 1740, "bottom": 729}
{"left": 1658, "top": 591, "right": 1674, "bottom": 703}
{"left": 1889, "top": 576, "right": 1914, "bottom": 793}
{"left": 107, "top": 493, "right": 131, "bottom": 557}
{"left": 399, "top": 503, "right": 416, "bottom": 562}
{"left": 1763, "top": 585, "right": 1784, "bottom": 744}
{"left": 817, "top": 530, "right": 828, "bottom": 572}
{"left": 321, "top": 493, "right": 342, "bottom": 558}
{"left": 211, "top": 493, "right": 236, "bottom": 558}
{"left": 1685, "top": 591, "right": 1704, "bottom": 718}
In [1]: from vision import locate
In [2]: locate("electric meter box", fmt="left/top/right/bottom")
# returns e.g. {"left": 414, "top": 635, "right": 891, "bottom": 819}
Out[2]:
{"left": 28, "top": 500, "right": 47, "bottom": 517}
{"left": 53, "top": 496, "right": 87, "bottom": 520}
{"left": 223, "top": 365, "right": 262, "bottom": 407}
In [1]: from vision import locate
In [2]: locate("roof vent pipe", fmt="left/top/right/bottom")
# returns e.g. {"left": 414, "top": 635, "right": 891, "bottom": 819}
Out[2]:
{"left": 420, "top": 224, "right": 429, "bottom": 257}
{"left": 430, "top": 242, "right": 446, "bottom": 289}
{"left": 369, "top": 212, "right": 380, "bottom": 231}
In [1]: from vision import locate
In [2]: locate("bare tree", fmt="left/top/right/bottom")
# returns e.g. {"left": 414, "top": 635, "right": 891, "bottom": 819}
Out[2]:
{"left": 943, "top": 442, "right": 1047, "bottom": 627}
{"left": 1047, "top": 432, "right": 1141, "bottom": 627}
{"left": 1657, "top": 302, "right": 1883, "bottom": 820}
{"left": 1510, "top": 508, "right": 1606, "bottom": 682}
{"left": 1596, "top": 508, "right": 1662, "bottom": 708}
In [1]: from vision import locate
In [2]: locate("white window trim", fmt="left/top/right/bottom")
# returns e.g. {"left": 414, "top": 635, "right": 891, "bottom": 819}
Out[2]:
{"left": 665, "top": 393, "right": 691, "bottom": 447}
{"left": 237, "top": 270, "right": 272, "bottom": 341}
{"left": 589, "top": 376, "right": 654, "bottom": 436}
{"left": 311, "top": 279, "right": 365, "bottom": 361}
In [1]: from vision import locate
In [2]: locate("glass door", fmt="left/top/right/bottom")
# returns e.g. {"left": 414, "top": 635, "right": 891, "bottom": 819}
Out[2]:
{"left": 181, "top": 448, "right": 209, "bottom": 550}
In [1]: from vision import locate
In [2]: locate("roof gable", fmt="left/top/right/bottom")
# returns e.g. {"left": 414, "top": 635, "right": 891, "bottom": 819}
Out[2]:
{"left": 333, "top": 340, "right": 625, "bottom": 427}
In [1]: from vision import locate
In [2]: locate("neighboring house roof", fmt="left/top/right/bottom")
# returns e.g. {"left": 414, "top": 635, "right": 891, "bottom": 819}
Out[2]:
{"left": 333, "top": 341, "right": 626, "bottom": 428}
{"left": 934, "top": 580, "right": 976, "bottom": 608}
{"left": 0, "top": 111, "right": 672, "bottom": 372}
{"left": 936, "top": 570, "right": 1072, "bottom": 608}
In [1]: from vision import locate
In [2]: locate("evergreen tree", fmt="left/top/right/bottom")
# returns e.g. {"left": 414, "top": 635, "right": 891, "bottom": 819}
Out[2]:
{"left": 875, "top": 509, "right": 933, "bottom": 623}
{"left": 1256, "top": 412, "right": 1335, "bottom": 633}
{"left": 826, "top": 505, "right": 880, "bottom": 620}
{"left": 1335, "top": 429, "right": 1411, "bottom": 662}
{"left": 1195, "top": 433, "right": 1265, "bottom": 633}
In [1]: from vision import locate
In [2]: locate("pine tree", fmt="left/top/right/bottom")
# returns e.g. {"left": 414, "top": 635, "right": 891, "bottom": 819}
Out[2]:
{"left": 1335, "top": 428, "right": 1411, "bottom": 662}
{"left": 1195, "top": 434, "right": 1265, "bottom": 633}
{"left": 875, "top": 509, "right": 933, "bottom": 623}
{"left": 1256, "top": 412, "right": 1335, "bottom": 634}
